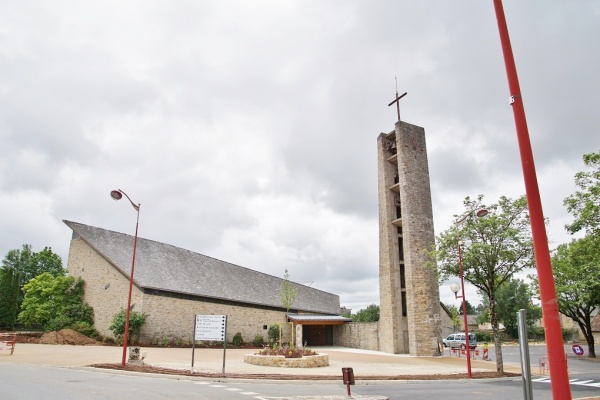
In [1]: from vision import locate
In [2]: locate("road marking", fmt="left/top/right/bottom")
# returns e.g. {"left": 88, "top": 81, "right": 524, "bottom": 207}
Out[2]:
{"left": 210, "top": 384, "right": 227, "bottom": 387}
{"left": 226, "top": 388, "right": 242, "bottom": 391}
{"left": 241, "top": 392, "right": 258, "bottom": 395}
{"left": 195, "top": 382, "right": 211, "bottom": 385}
{"left": 533, "top": 377, "right": 600, "bottom": 388}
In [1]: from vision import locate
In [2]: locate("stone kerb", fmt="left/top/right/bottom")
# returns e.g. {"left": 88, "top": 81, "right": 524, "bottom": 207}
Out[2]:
{"left": 244, "top": 353, "right": 329, "bottom": 368}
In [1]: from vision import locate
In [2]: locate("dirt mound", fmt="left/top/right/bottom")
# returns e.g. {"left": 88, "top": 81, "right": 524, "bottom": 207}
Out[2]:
{"left": 40, "top": 329, "right": 99, "bottom": 345}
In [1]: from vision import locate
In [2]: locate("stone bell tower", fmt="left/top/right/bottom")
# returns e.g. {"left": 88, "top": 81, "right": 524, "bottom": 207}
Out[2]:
{"left": 377, "top": 106, "right": 441, "bottom": 356}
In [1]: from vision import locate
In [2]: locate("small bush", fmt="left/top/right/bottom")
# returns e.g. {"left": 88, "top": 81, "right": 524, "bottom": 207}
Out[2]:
{"left": 267, "top": 324, "right": 280, "bottom": 344}
{"left": 232, "top": 332, "right": 244, "bottom": 346}
{"left": 474, "top": 331, "right": 491, "bottom": 342}
{"left": 253, "top": 335, "right": 264, "bottom": 347}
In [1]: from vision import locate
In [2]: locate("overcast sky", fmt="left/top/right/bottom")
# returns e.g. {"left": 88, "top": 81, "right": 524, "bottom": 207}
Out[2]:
{"left": 1, "top": 1, "right": 598, "bottom": 313}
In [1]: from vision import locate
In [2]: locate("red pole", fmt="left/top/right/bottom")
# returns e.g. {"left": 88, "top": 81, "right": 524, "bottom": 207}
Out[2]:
{"left": 492, "top": 1, "right": 571, "bottom": 398}
{"left": 457, "top": 243, "right": 472, "bottom": 378}
{"left": 121, "top": 210, "right": 140, "bottom": 367}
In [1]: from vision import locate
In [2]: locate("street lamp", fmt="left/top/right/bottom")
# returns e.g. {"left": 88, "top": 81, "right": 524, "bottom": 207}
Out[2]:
{"left": 451, "top": 208, "right": 488, "bottom": 378}
{"left": 110, "top": 189, "right": 141, "bottom": 367}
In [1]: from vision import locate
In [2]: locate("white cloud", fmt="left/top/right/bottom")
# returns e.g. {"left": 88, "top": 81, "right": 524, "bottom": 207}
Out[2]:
{"left": 1, "top": 1, "right": 598, "bottom": 313}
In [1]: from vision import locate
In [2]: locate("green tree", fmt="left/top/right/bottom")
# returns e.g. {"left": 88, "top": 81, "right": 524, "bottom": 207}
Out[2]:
{"left": 352, "top": 304, "right": 380, "bottom": 322}
{"left": 0, "top": 268, "right": 20, "bottom": 329}
{"left": 279, "top": 269, "right": 298, "bottom": 317}
{"left": 1, "top": 245, "right": 65, "bottom": 325}
{"left": 484, "top": 278, "right": 542, "bottom": 339}
{"left": 434, "top": 195, "right": 534, "bottom": 373}
{"left": 564, "top": 151, "right": 600, "bottom": 235}
{"left": 18, "top": 273, "right": 94, "bottom": 333}
{"left": 109, "top": 309, "right": 148, "bottom": 345}
{"left": 532, "top": 236, "right": 600, "bottom": 358}
{"left": 457, "top": 300, "right": 476, "bottom": 315}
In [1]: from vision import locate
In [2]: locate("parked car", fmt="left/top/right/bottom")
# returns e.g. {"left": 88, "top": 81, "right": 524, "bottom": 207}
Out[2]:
{"left": 443, "top": 333, "right": 477, "bottom": 350}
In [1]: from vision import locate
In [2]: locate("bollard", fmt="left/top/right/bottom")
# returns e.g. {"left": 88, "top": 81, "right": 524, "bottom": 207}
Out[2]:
{"left": 483, "top": 343, "right": 489, "bottom": 360}
{"left": 342, "top": 367, "right": 355, "bottom": 397}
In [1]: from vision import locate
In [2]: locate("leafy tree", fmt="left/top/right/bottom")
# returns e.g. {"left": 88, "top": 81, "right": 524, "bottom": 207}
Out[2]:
{"left": 1, "top": 245, "right": 65, "bottom": 325}
{"left": 2, "top": 245, "right": 64, "bottom": 288}
{"left": 434, "top": 195, "right": 534, "bottom": 373}
{"left": 479, "top": 278, "right": 542, "bottom": 338}
{"left": 457, "top": 300, "right": 476, "bottom": 315}
{"left": 0, "top": 268, "right": 20, "bottom": 329}
{"left": 109, "top": 309, "right": 148, "bottom": 345}
{"left": 353, "top": 304, "right": 380, "bottom": 322}
{"left": 279, "top": 269, "right": 298, "bottom": 317}
{"left": 564, "top": 151, "right": 600, "bottom": 235}
{"left": 18, "top": 273, "right": 94, "bottom": 333}
{"left": 532, "top": 236, "right": 600, "bottom": 358}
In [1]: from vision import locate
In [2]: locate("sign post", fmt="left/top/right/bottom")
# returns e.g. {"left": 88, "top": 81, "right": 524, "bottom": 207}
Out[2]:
{"left": 191, "top": 315, "right": 227, "bottom": 373}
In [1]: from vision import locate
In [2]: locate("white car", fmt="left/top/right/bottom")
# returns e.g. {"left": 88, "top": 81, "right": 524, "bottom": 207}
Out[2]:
{"left": 443, "top": 333, "right": 477, "bottom": 350}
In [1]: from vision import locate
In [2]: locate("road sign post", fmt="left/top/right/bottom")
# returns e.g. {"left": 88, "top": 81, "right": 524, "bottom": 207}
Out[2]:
{"left": 191, "top": 315, "right": 228, "bottom": 372}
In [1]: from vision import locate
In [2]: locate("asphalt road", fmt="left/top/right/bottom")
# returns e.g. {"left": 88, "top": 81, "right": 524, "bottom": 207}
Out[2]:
{"left": 2, "top": 363, "right": 599, "bottom": 400}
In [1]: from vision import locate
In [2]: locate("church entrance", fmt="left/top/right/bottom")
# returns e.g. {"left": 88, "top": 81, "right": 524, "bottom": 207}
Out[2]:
{"left": 302, "top": 325, "right": 333, "bottom": 346}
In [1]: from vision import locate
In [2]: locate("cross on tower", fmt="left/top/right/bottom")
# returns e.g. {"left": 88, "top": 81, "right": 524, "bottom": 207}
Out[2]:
{"left": 388, "top": 77, "right": 407, "bottom": 122}
{"left": 388, "top": 90, "right": 407, "bottom": 122}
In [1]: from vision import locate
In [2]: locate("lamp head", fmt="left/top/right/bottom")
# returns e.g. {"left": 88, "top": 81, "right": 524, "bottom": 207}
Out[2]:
{"left": 110, "top": 190, "right": 123, "bottom": 201}
{"left": 450, "top": 283, "right": 460, "bottom": 294}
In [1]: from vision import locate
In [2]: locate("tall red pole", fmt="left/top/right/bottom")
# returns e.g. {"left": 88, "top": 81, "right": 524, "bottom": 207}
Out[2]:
{"left": 492, "top": 1, "right": 571, "bottom": 398}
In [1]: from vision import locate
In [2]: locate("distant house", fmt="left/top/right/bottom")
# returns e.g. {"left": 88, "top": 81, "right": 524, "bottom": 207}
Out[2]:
{"left": 64, "top": 220, "right": 350, "bottom": 346}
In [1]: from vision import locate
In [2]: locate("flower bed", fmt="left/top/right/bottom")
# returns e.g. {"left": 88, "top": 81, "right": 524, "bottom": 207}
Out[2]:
{"left": 244, "top": 353, "right": 329, "bottom": 368}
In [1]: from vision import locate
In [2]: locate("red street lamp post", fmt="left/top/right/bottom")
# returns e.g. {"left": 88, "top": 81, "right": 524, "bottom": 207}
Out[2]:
{"left": 450, "top": 209, "right": 488, "bottom": 378}
{"left": 492, "top": 1, "right": 571, "bottom": 398}
{"left": 110, "top": 189, "right": 141, "bottom": 367}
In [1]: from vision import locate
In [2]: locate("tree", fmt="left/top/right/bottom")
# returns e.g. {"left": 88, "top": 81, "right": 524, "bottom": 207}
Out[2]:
{"left": 564, "top": 151, "right": 600, "bottom": 235}
{"left": 352, "top": 304, "right": 380, "bottom": 322}
{"left": 0, "top": 268, "right": 20, "bottom": 329}
{"left": 484, "top": 278, "right": 542, "bottom": 339}
{"left": 109, "top": 309, "right": 148, "bottom": 345}
{"left": 18, "top": 273, "right": 94, "bottom": 333}
{"left": 532, "top": 236, "right": 600, "bottom": 358}
{"left": 279, "top": 269, "right": 298, "bottom": 317}
{"left": 434, "top": 195, "right": 534, "bottom": 373}
{"left": 1, "top": 245, "right": 66, "bottom": 325}
{"left": 457, "top": 300, "right": 476, "bottom": 315}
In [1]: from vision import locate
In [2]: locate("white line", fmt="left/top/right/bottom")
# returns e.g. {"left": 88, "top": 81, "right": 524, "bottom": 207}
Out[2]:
{"left": 226, "top": 388, "right": 242, "bottom": 391}
{"left": 241, "top": 392, "right": 258, "bottom": 396}
{"left": 195, "top": 382, "right": 211, "bottom": 385}
{"left": 210, "top": 384, "right": 227, "bottom": 388}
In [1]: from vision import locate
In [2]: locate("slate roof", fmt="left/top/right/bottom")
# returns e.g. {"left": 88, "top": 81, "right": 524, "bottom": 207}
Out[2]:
{"left": 64, "top": 220, "right": 341, "bottom": 315}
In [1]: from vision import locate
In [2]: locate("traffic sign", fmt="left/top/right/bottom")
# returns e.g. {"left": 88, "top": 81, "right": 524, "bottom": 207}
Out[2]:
{"left": 194, "top": 315, "right": 227, "bottom": 341}
{"left": 572, "top": 344, "right": 584, "bottom": 356}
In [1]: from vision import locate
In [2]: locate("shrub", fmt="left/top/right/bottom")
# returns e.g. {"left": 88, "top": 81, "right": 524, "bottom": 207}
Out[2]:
{"left": 253, "top": 335, "right": 264, "bottom": 347}
{"left": 267, "top": 324, "right": 280, "bottom": 344}
{"left": 474, "top": 331, "right": 491, "bottom": 342}
{"left": 108, "top": 309, "right": 148, "bottom": 345}
{"left": 232, "top": 332, "right": 244, "bottom": 346}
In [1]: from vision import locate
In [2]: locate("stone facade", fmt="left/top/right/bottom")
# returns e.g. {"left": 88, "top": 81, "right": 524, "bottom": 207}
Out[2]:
{"left": 377, "top": 121, "right": 442, "bottom": 356}
{"left": 67, "top": 237, "right": 293, "bottom": 345}
{"left": 333, "top": 322, "right": 379, "bottom": 351}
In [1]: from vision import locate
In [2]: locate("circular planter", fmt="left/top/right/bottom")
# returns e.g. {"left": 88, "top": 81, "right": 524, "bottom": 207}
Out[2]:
{"left": 244, "top": 353, "right": 329, "bottom": 368}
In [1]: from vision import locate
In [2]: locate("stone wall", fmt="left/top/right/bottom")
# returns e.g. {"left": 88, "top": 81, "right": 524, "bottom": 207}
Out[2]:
{"left": 334, "top": 322, "right": 380, "bottom": 351}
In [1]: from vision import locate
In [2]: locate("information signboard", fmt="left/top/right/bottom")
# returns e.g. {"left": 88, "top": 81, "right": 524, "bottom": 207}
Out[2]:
{"left": 194, "top": 314, "right": 226, "bottom": 341}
